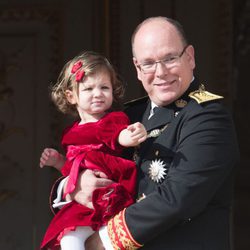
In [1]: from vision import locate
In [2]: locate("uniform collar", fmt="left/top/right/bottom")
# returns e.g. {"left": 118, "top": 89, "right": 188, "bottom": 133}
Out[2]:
{"left": 142, "top": 78, "right": 199, "bottom": 131}
{"left": 142, "top": 103, "right": 174, "bottom": 131}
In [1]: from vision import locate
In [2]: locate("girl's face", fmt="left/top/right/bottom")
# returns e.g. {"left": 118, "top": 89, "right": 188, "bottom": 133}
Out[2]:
{"left": 66, "top": 68, "right": 113, "bottom": 123}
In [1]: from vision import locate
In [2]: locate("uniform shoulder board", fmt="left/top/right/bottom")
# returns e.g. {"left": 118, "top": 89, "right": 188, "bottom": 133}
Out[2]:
{"left": 189, "top": 84, "right": 224, "bottom": 104}
{"left": 124, "top": 95, "right": 148, "bottom": 107}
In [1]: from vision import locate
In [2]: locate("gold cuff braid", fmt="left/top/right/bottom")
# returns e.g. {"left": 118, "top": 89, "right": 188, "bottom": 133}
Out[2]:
{"left": 107, "top": 208, "right": 143, "bottom": 250}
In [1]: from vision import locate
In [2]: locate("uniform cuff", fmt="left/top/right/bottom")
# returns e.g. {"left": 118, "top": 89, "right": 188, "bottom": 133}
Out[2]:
{"left": 107, "top": 208, "right": 143, "bottom": 249}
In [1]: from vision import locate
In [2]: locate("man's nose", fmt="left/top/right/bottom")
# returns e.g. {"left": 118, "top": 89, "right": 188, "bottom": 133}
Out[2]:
{"left": 155, "top": 61, "right": 169, "bottom": 77}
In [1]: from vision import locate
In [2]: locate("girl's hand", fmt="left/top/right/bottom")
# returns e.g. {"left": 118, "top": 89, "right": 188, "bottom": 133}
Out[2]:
{"left": 127, "top": 122, "right": 147, "bottom": 144}
{"left": 39, "top": 148, "right": 65, "bottom": 171}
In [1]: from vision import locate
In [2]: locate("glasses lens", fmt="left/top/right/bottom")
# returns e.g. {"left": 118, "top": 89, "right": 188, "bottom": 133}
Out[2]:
{"left": 138, "top": 46, "right": 188, "bottom": 74}
{"left": 140, "top": 63, "right": 155, "bottom": 73}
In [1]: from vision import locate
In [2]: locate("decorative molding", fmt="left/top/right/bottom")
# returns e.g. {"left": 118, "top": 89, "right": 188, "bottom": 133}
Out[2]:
{"left": 215, "top": 0, "right": 233, "bottom": 105}
{"left": 235, "top": 0, "right": 250, "bottom": 55}
{"left": 108, "top": 0, "right": 121, "bottom": 70}
{"left": 0, "top": 5, "right": 63, "bottom": 196}
{"left": 0, "top": 6, "right": 62, "bottom": 76}
{"left": 2, "top": 6, "right": 63, "bottom": 145}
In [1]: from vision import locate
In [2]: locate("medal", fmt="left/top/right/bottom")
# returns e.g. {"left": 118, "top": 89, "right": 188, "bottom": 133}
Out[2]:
{"left": 148, "top": 159, "right": 167, "bottom": 183}
{"left": 147, "top": 124, "right": 169, "bottom": 138}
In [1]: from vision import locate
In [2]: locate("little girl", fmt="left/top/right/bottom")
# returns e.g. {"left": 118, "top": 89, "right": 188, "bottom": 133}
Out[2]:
{"left": 39, "top": 51, "right": 147, "bottom": 250}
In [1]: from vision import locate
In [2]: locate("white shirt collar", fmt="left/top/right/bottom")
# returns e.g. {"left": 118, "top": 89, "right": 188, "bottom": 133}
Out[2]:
{"left": 148, "top": 102, "right": 158, "bottom": 119}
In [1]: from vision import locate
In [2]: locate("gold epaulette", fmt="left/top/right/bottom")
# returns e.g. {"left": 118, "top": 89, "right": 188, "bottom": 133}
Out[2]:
{"left": 107, "top": 208, "right": 143, "bottom": 249}
{"left": 189, "top": 84, "right": 224, "bottom": 104}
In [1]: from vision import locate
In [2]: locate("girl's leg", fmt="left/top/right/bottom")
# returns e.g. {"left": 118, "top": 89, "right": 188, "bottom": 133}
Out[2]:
{"left": 60, "top": 226, "right": 94, "bottom": 250}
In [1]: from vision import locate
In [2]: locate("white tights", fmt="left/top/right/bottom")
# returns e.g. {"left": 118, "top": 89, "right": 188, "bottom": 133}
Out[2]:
{"left": 60, "top": 226, "right": 94, "bottom": 250}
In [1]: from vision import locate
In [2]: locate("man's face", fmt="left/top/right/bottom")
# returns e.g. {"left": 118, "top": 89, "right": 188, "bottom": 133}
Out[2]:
{"left": 133, "top": 20, "right": 195, "bottom": 106}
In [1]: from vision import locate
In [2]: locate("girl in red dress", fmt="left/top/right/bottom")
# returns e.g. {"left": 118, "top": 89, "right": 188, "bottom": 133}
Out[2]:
{"left": 39, "top": 51, "right": 147, "bottom": 250}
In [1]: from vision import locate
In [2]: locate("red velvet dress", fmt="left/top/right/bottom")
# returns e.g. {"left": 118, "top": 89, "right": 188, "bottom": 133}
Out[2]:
{"left": 41, "top": 112, "right": 137, "bottom": 250}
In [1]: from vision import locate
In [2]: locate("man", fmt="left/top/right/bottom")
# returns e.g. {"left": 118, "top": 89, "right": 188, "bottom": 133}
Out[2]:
{"left": 54, "top": 16, "right": 239, "bottom": 249}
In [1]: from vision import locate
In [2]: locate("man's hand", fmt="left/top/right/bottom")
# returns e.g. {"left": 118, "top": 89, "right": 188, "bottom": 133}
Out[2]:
{"left": 85, "top": 232, "right": 105, "bottom": 250}
{"left": 69, "top": 169, "right": 114, "bottom": 209}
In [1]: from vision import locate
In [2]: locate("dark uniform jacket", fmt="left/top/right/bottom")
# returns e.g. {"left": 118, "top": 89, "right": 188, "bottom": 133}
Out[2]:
{"left": 123, "top": 79, "right": 239, "bottom": 250}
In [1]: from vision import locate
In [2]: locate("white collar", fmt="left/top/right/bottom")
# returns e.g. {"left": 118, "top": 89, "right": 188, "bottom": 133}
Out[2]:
{"left": 148, "top": 102, "right": 159, "bottom": 119}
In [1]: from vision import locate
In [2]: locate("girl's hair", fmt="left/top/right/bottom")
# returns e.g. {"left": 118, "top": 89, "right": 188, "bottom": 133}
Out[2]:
{"left": 51, "top": 51, "right": 124, "bottom": 116}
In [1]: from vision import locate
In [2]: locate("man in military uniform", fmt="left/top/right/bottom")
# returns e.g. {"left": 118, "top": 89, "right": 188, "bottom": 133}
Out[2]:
{"left": 54, "top": 17, "right": 239, "bottom": 249}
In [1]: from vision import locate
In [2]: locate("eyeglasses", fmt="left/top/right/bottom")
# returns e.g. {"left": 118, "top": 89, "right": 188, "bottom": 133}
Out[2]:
{"left": 136, "top": 45, "right": 189, "bottom": 74}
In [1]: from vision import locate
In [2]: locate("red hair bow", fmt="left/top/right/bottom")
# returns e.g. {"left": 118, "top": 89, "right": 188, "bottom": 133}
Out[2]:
{"left": 71, "top": 61, "right": 83, "bottom": 74}
{"left": 71, "top": 61, "right": 85, "bottom": 82}
{"left": 75, "top": 70, "right": 85, "bottom": 82}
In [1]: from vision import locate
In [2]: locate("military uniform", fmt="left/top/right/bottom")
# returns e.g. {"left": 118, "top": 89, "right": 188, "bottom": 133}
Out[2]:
{"left": 107, "top": 79, "right": 239, "bottom": 250}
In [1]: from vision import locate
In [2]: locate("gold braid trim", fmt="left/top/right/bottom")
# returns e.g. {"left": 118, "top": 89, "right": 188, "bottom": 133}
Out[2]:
{"left": 108, "top": 208, "right": 143, "bottom": 249}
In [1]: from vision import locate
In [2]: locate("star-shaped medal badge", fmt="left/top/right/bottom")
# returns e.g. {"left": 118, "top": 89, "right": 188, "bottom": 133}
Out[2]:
{"left": 148, "top": 159, "right": 167, "bottom": 183}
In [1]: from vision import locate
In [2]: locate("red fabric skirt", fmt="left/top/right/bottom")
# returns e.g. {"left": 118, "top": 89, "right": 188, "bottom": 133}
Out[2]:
{"left": 41, "top": 151, "right": 136, "bottom": 249}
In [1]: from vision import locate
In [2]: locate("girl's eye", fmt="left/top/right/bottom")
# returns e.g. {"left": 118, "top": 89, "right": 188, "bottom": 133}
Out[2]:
{"left": 83, "top": 87, "right": 92, "bottom": 91}
{"left": 102, "top": 86, "right": 110, "bottom": 90}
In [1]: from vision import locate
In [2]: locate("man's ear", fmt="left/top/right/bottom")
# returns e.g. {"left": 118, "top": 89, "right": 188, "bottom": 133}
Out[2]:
{"left": 133, "top": 57, "right": 142, "bottom": 82}
{"left": 185, "top": 45, "right": 196, "bottom": 70}
{"left": 65, "top": 90, "right": 76, "bottom": 104}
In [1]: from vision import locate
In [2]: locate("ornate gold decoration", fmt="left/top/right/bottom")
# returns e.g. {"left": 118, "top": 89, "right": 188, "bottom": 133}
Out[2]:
{"left": 147, "top": 124, "right": 169, "bottom": 138}
{"left": 0, "top": 190, "right": 16, "bottom": 203}
{"left": 108, "top": 209, "right": 143, "bottom": 249}
{"left": 189, "top": 84, "right": 224, "bottom": 104}
{"left": 175, "top": 99, "right": 187, "bottom": 108}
